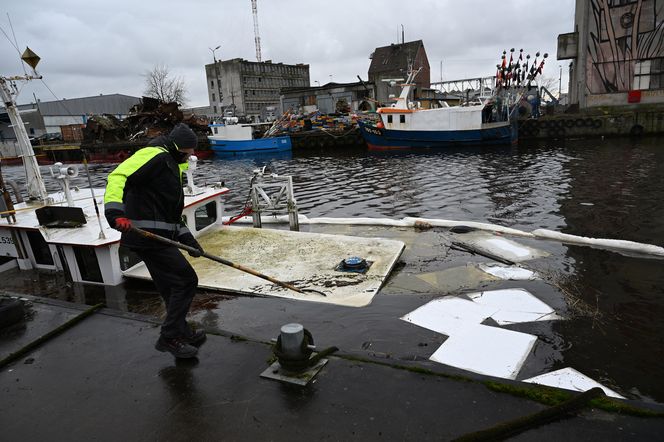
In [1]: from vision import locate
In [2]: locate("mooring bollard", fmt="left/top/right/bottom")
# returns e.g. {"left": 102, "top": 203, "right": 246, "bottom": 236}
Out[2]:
{"left": 279, "top": 323, "right": 305, "bottom": 359}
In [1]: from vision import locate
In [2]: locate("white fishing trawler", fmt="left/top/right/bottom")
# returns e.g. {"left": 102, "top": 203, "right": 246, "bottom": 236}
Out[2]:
{"left": 358, "top": 68, "right": 516, "bottom": 150}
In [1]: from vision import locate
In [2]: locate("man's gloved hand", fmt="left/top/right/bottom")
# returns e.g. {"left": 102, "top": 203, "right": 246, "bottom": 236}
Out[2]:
{"left": 180, "top": 232, "right": 204, "bottom": 258}
{"left": 188, "top": 247, "right": 204, "bottom": 258}
{"left": 114, "top": 217, "right": 132, "bottom": 232}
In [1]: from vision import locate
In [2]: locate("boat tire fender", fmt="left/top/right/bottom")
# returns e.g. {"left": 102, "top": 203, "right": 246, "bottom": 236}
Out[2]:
{"left": 0, "top": 299, "right": 25, "bottom": 329}
{"left": 630, "top": 124, "right": 644, "bottom": 136}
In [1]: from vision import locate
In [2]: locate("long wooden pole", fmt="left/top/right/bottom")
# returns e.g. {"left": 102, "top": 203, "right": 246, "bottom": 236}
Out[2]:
{"left": 131, "top": 227, "right": 325, "bottom": 296}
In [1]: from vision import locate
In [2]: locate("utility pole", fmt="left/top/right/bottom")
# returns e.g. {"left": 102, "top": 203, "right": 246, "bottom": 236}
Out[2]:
{"left": 209, "top": 45, "right": 222, "bottom": 117}
{"left": 251, "top": 0, "right": 262, "bottom": 62}
{"left": 558, "top": 64, "right": 562, "bottom": 99}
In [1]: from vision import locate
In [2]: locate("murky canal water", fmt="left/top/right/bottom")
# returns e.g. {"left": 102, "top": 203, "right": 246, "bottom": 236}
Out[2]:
{"left": 2, "top": 136, "right": 664, "bottom": 403}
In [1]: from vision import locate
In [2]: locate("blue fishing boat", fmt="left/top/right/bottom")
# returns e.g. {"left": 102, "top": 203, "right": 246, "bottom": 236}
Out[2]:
{"left": 358, "top": 69, "right": 517, "bottom": 150}
{"left": 208, "top": 122, "right": 291, "bottom": 153}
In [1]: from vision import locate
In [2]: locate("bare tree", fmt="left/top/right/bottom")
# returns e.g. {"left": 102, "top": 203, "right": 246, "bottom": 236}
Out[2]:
{"left": 538, "top": 76, "right": 561, "bottom": 98}
{"left": 143, "top": 64, "right": 187, "bottom": 105}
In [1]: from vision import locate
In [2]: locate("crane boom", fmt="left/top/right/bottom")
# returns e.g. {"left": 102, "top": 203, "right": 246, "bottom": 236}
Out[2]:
{"left": 251, "top": 0, "right": 262, "bottom": 62}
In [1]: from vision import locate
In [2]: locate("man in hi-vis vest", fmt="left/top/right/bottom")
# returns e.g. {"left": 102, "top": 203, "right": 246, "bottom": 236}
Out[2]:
{"left": 104, "top": 123, "right": 205, "bottom": 359}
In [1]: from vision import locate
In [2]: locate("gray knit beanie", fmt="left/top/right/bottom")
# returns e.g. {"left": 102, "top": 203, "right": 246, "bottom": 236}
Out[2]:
{"left": 169, "top": 123, "right": 197, "bottom": 149}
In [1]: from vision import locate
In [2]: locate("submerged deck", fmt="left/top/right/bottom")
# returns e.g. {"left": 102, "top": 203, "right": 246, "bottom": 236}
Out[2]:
{"left": 123, "top": 225, "right": 405, "bottom": 307}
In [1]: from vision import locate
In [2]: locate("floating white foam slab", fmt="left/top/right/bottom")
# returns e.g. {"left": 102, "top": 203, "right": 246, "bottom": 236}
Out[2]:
{"left": 523, "top": 367, "right": 625, "bottom": 399}
{"left": 478, "top": 264, "right": 538, "bottom": 281}
{"left": 467, "top": 289, "right": 560, "bottom": 325}
{"left": 452, "top": 231, "right": 548, "bottom": 262}
{"left": 430, "top": 325, "right": 537, "bottom": 379}
{"left": 401, "top": 296, "right": 498, "bottom": 335}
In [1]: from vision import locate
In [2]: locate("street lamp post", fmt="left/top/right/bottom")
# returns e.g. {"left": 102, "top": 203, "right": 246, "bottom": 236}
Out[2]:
{"left": 209, "top": 45, "right": 222, "bottom": 118}
{"left": 558, "top": 64, "right": 562, "bottom": 100}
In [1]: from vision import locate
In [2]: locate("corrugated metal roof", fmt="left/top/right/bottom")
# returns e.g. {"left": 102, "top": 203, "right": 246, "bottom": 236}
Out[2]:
{"left": 368, "top": 40, "right": 425, "bottom": 75}
{"left": 16, "top": 94, "right": 141, "bottom": 116}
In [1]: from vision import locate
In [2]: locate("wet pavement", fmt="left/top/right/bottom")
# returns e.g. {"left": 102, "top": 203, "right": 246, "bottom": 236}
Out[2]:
{"left": 1, "top": 296, "right": 663, "bottom": 441}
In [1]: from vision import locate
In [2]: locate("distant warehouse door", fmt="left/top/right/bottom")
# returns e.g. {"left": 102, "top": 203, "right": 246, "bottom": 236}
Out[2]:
{"left": 317, "top": 97, "right": 334, "bottom": 114}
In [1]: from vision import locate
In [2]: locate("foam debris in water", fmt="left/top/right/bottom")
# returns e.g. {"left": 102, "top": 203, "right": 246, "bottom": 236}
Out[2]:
{"left": 450, "top": 231, "right": 548, "bottom": 262}
{"left": 401, "top": 296, "right": 498, "bottom": 335}
{"left": 430, "top": 325, "right": 537, "bottom": 379}
{"left": 478, "top": 263, "right": 538, "bottom": 280}
{"left": 523, "top": 367, "right": 625, "bottom": 399}
{"left": 402, "top": 289, "right": 561, "bottom": 379}
{"left": 467, "top": 289, "right": 560, "bottom": 325}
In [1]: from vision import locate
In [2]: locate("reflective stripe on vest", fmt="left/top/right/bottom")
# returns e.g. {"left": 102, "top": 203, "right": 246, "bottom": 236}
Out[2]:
{"left": 131, "top": 219, "right": 180, "bottom": 231}
{"left": 104, "top": 201, "right": 125, "bottom": 211}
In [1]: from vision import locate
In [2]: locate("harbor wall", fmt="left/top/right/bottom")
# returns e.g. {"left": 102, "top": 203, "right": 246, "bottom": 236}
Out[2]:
{"left": 519, "top": 104, "right": 664, "bottom": 139}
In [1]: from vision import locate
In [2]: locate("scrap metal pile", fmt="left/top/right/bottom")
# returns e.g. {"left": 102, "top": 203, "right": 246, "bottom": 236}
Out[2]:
{"left": 264, "top": 110, "right": 376, "bottom": 138}
{"left": 81, "top": 97, "right": 209, "bottom": 146}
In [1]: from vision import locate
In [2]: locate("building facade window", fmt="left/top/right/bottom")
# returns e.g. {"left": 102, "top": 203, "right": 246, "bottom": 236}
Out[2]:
{"left": 212, "top": 93, "right": 216, "bottom": 102}
{"left": 634, "top": 58, "right": 664, "bottom": 90}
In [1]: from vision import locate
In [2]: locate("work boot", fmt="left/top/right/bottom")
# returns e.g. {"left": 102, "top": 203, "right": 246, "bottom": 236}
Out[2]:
{"left": 184, "top": 328, "right": 207, "bottom": 347}
{"left": 155, "top": 336, "right": 198, "bottom": 358}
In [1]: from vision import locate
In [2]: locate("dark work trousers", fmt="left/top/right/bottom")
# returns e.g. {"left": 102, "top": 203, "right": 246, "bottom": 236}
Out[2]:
{"left": 136, "top": 246, "right": 199, "bottom": 339}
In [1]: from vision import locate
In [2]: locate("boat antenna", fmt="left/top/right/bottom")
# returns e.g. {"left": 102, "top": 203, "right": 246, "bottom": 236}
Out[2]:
{"left": 1, "top": 14, "right": 27, "bottom": 76}
{"left": 81, "top": 150, "right": 106, "bottom": 240}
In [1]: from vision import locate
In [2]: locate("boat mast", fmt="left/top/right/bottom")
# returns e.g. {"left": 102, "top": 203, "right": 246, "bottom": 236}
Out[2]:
{"left": 0, "top": 48, "right": 49, "bottom": 203}
{"left": 394, "top": 67, "right": 421, "bottom": 110}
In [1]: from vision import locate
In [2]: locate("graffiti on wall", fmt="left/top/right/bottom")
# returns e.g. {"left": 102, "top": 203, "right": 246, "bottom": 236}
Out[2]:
{"left": 588, "top": 0, "right": 664, "bottom": 93}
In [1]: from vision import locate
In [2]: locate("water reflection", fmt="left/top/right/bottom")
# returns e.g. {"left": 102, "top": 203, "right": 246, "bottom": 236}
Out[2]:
{"left": 211, "top": 149, "right": 292, "bottom": 163}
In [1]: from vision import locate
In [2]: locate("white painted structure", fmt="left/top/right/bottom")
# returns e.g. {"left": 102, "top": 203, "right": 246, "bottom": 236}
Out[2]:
{"left": 0, "top": 183, "right": 229, "bottom": 286}
{"left": 209, "top": 124, "right": 253, "bottom": 141}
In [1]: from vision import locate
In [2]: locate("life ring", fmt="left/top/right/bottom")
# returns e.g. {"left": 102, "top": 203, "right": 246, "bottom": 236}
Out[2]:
{"left": 564, "top": 119, "right": 576, "bottom": 128}
{"left": 629, "top": 124, "right": 644, "bottom": 136}
{"left": 583, "top": 117, "right": 594, "bottom": 127}
{"left": 592, "top": 119, "right": 603, "bottom": 129}
{"left": 575, "top": 119, "right": 585, "bottom": 128}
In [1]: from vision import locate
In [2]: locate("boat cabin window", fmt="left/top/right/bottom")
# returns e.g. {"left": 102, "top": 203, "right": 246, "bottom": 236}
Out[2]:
{"left": 387, "top": 115, "right": 393, "bottom": 124}
{"left": 118, "top": 246, "right": 142, "bottom": 271}
{"left": 400, "top": 115, "right": 406, "bottom": 123}
{"left": 26, "top": 230, "right": 54, "bottom": 266}
{"left": 195, "top": 201, "right": 218, "bottom": 231}
{"left": 73, "top": 246, "right": 103, "bottom": 283}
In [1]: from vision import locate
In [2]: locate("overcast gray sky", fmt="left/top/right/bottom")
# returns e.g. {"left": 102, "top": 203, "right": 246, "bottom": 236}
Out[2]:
{"left": 1, "top": 0, "right": 576, "bottom": 107}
